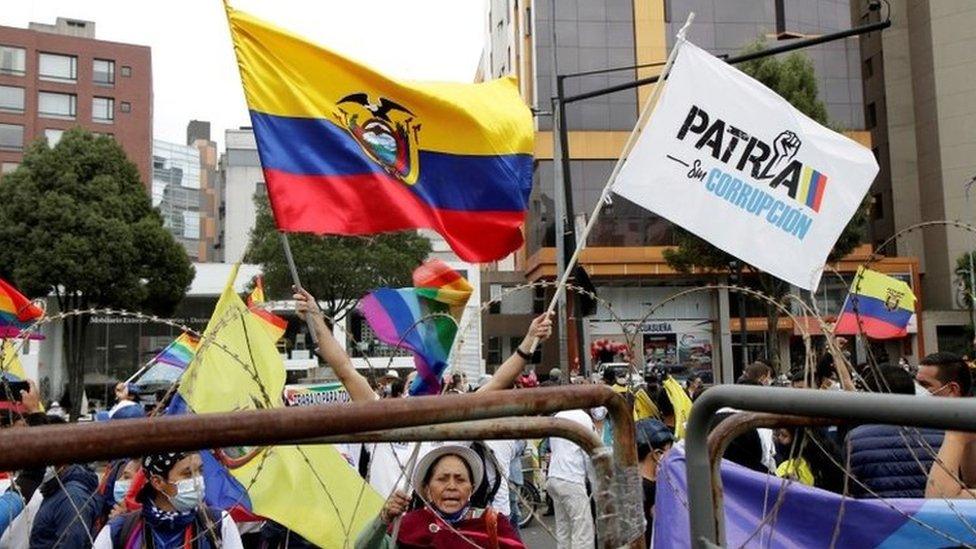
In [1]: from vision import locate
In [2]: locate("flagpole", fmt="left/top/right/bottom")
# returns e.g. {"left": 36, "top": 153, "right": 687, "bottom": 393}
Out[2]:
{"left": 279, "top": 232, "right": 320, "bottom": 346}
{"left": 530, "top": 12, "right": 695, "bottom": 353}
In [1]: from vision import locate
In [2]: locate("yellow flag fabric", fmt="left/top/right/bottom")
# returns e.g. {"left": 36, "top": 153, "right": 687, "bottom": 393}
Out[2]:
{"left": 663, "top": 376, "right": 694, "bottom": 440}
{"left": 1, "top": 339, "right": 27, "bottom": 381}
{"left": 179, "top": 263, "right": 382, "bottom": 547}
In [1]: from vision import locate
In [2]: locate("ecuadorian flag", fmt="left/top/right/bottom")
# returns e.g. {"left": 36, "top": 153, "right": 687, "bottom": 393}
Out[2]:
{"left": 226, "top": 5, "right": 534, "bottom": 263}
{"left": 834, "top": 267, "right": 916, "bottom": 339}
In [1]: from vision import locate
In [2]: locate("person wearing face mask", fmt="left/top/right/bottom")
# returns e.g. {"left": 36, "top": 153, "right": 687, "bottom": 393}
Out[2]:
{"left": 356, "top": 445, "right": 524, "bottom": 548}
{"left": 92, "top": 452, "right": 243, "bottom": 548}
{"left": 92, "top": 458, "right": 142, "bottom": 535}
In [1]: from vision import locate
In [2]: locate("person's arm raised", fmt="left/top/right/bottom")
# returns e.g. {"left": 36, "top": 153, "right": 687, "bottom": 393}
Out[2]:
{"left": 294, "top": 287, "right": 377, "bottom": 402}
{"left": 478, "top": 313, "right": 553, "bottom": 393}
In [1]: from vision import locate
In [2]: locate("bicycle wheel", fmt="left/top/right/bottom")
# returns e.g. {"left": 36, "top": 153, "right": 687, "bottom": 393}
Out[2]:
{"left": 517, "top": 483, "right": 540, "bottom": 528}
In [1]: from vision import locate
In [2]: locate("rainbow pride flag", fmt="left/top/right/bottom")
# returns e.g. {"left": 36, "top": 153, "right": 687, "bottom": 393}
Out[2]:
{"left": 360, "top": 260, "right": 472, "bottom": 395}
{"left": 154, "top": 332, "right": 200, "bottom": 369}
{"left": 834, "top": 267, "right": 915, "bottom": 339}
{"left": 246, "top": 276, "right": 287, "bottom": 343}
{"left": 225, "top": 5, "right": 534, "bottom": 263}
{"left": 0, "top": 278, "right": 42, "bottom": 330}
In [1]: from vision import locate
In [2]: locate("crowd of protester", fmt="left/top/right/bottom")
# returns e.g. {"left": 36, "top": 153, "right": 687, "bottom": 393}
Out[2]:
{"left": 2, "top": 285, "right": 976, "bottom": 548}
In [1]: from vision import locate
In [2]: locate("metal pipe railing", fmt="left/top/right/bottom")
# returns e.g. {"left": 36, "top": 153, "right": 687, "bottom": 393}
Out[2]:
{"left": 685, "top": 386, "right": 976, "bottom": 548}
{"left": 0, "top": 385, "right": 644, "bottom": 547}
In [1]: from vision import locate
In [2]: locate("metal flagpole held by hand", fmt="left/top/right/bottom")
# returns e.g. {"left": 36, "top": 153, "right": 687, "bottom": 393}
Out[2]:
{"left": 527, "top": 12, "right": 696, "bottom": 354}
{"left": 279, "top": 232, "right": 320, "bottom": 346}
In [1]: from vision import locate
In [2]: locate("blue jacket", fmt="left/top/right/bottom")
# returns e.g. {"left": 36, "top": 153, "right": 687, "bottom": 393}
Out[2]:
{"left": 846, "top": 424, "right": 944, "bottom": 499}
{"left": 0, "top": 490, "right": 25, "bottom": 537}
{"left": 29, "top": 465, "right": 100, "bottom": 549}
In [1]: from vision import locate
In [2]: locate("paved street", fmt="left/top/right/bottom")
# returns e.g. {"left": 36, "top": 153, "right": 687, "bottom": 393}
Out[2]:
{"left": 519, "top": 515, "right": 557, "bottom": 548}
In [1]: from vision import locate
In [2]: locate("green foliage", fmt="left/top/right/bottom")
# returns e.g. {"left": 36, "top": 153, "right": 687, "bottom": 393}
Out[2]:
{"left": 245, "top": 195, "right": 431, "bottom": 321}
{"left": 0, "top": 128, "right": 194, "bottom": 415}
{"left": 957, "top": 250, "right": 976, "bottom": 310}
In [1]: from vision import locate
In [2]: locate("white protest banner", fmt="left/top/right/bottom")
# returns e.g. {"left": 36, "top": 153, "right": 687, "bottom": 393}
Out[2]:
{"left": 613, "top": 41, "right": 878, "bottom": 290}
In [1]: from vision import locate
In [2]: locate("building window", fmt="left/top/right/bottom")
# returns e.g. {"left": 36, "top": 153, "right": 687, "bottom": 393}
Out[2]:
{"left": 866, "top": 102, "right": 877, "bottom": 128}
{"left": 38, "top": 53, "right": 77, "bottom": 82}
{"left": 864, "top": 56, "right": 874, "bottom": 78}
{"left": 0, "top": 124, "right": 24, "bottom": 151}
{"left": 182, "top": 211, "right": 200, "bottom": 239}
{"left": 533, "top": 285, "right": 545, "bottom": 314}
{"left": 93, "top": 59, "right": 115, "bottom": 85}
{"left": 0, "top": 46, "right": 26, "bottom": 76}
{"left": 0, "top": 85, "right": 24, "bottom": 113}
{"left": 0, "top": 162, "right": 18, "bottom": 174}
{"left": 44, "top": 128, "right": 65, "bottom": 146}
{"left": 120, "top": 101, "right": 131, "bottom": 113}
{"left": 120, "top": 65, "right": 132, "bottom": 77}
{"left": 38, "top": 92, "right": 77, "bottom": 119}
{"left": 487, "top": 337, "right": 501, "bottom": 365}
{"left": 93, "top": 97, "right": 114, "bottom": 123}
{"left": 489, "top": 284, "right": 502, "bottom": 314}
{"left": 255, "top": 182, "right": 267, "bottom": 198}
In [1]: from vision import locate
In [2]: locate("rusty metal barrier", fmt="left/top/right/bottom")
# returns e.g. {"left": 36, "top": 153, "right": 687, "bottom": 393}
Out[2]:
{"left": 0, "top": 385, "right": 645, "bottom": 548}
{"left": 685, "top": 385, "right": 976, "bottom": 548}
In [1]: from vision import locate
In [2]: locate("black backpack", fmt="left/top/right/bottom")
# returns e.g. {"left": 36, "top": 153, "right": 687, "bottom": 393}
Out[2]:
{"left": 469, "top": 441, "right": 503, "bottom": 509}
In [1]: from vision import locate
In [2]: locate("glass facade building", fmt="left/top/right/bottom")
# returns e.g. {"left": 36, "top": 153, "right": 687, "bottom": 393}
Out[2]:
{"left": 152, "top": 140, "right": 204, "bottom": 258}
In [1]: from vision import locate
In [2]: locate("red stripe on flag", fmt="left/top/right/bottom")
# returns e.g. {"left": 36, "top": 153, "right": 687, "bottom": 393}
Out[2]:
{"left": 812, "top": 173, "right": 828, "bottom": 212}
{"left": 833, "top": 312, "right": 908, "bottom": 339}
{"left": 265, "top": 169, "right": 526, "bottom": 263}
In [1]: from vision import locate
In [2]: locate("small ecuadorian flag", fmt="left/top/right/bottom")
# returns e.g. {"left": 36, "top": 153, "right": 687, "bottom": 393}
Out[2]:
{"left": 834, "top": 267, "right": 916, "bottom": 339}
{"left": 225, "top": 5, "right": 534, "bottom": 263}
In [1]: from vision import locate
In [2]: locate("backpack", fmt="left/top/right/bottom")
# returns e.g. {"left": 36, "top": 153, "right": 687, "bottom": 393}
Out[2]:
{"left": 469, "top": 442, "right": 502, "bottom": 509}
{"left": 110, "top": 507, "right": 223, "bottom": 548}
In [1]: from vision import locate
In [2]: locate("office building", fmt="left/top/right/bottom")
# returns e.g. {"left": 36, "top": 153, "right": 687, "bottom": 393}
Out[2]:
{"left": 0, "top": 17, "right": 152, "bottom": 185}
{"left": 854, "top": 0, "right": 976, "bottom": 355}
{"left": 480, "top": 0, "right": 922, "bottom": 381}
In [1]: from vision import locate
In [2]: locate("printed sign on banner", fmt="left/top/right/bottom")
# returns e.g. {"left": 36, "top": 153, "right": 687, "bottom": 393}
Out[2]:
{"left": 613, "top": 42, "right": 878, "bottom": 291}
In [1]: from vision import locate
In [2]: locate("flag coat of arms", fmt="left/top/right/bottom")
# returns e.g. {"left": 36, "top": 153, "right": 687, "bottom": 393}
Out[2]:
{"left": 613, "top": 41, "right": 878, "bottom": 290}
{"left": 834, "top": 267, "right": 916, "bottom": 339}
{"left": 225, "top": 5, "right": 534, "bottom": 263}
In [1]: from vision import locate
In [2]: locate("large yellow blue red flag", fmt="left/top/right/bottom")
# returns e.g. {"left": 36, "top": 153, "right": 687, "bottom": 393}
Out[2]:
{"left": 834, "top": 267, "right": 916, "bottom": 339}
{"left": 224, "top": 5, "right": 534, "bottom": 262}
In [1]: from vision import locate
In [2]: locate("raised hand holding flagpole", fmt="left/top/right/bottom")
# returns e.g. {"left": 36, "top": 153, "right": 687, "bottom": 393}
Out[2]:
{"left": 528, "top": 12, "right": 696, "bottom": 354}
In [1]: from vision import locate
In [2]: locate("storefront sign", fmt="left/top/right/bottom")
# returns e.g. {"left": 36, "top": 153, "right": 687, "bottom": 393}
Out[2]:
{"left": 283, "top": 382, "right": 350, "bottom": 407}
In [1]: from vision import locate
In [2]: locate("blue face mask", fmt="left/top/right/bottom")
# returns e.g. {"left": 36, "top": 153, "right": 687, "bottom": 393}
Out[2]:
{"left": 166, "top": 475, "right": 205, "bottom": 513}
{"left": 113, "top": 479, "right": 131, "bottom": 504}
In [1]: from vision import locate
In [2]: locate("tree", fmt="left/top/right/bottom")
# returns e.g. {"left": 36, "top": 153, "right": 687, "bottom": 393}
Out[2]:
{"left": 663, "top": 44, "right": 869, "bottom": 372}
{"left": 0, "top": 128, "right": 195, "bottom": 417}
{"left": 956, "top": 250, "right": 976, "bottom": 350}
{"left": 245, "top": 195, "right": 431, "bottom": 322}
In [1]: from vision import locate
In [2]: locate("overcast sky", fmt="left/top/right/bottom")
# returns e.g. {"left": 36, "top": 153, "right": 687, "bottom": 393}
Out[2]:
{"left": 2, "top": 0, "right": 489, "bottom": 149}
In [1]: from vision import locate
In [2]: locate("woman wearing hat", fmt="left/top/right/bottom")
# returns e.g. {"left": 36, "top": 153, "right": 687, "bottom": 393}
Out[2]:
{"left": 356, "top": 445, "right": 524, "bottom": 548}
{"left": 92, "top": 452, "right": 243, "bottom": 548}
